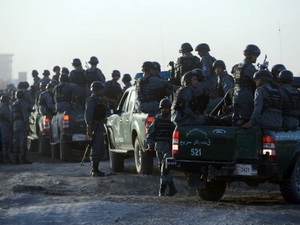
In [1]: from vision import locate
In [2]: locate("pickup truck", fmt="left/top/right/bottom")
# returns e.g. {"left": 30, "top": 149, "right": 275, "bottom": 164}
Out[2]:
{"left": 166, "top": 94, "right": 300, "bottom": 203}
{"left": 106, "top": 86, "right": 155, "bottom": 174}
{"left": 50, "top": 109, "right": 89, "bottom": 161}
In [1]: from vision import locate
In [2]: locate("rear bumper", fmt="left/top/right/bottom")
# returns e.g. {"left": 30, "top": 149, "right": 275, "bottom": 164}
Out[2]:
{"left": 60, "top": 133, "right": 90, "bottom": 143}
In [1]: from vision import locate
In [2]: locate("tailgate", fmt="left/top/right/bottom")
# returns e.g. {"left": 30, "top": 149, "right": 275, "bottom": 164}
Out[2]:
{"left": 67, "top": 110, "right": 86, "bottom": 133}
{"left": 175, "top": 126, "right": 238, "bottom": 161}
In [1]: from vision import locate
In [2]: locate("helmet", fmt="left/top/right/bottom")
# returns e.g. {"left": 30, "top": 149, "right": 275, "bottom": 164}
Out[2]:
{"left": 152, "top": 61, "right": 161, "bottom": 71}
{"left": 90, "top": 81, "right": 105, "bottom": 90}
{"left": 195, "top": 43, "right": 210, "bottom": 52}
{"left": 53, "top": 65, "right": 60, "bottom": 72}
{"left": 0, "top": 95, "right": 10, "bottom": 104}
{"left": 16, "top": 90, "right": 25, "bottom": 99}
{"left": 179, "top": 43, "right": 193, "bottom": 53}
{"left": 212, "top": 60, "right": 226, "bottom": 70}
{"left": 46, "top": 82, "right": 55, "bottom": 89}
{"left": 182, "top": 71, "right": 197, "bottom": 85}
{"left": 191, "top": 68, "right": 206, "bottom": 82}
{"left": 72, "top": 58, "right": 82, "bottom": 66}
{"left": 112, "top": 70, "right": 121, "bottom": 77}
{"left": 253, "top": 70, "right": 273, "bottom": 82}
{"left": 271, "top": 64, "right": 286, "bottom": 78}
{"left": 243, "top": 44, "right": 261, "bottom": 56}
{"left": 17, "top": 81, "right": 29, "bottom": 89}
{"left": 122, "top": 74, "right": 132, "bottom": 82}
{"left": 42, "top": 70, "right": 50, "bottom": 76}
{"left": 32, "top": 70, "right": 38, "bottom": 76}
{"left": 277, "top": 70, "right": 294, "bottom": 83}
{"left": 40, "top": 81, "right": 48, "bottom": 88}
{"left": 61, "top": 67, "right": 69, "bottom": 75}
{"left": 59, "top": 73, "right": 69, "bottom": 82}
{"left": 142, "top": 61, "right": 155, "bottom": 70}
{"left": 89, "top": 56, "right": 99, "bottom": 65}
{"left": 159, "top": 98, "right": 172, "bottom": 109}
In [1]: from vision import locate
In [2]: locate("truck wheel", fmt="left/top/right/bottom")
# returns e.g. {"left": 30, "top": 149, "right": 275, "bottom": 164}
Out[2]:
{"left": 280, "top": 156, "right": 300, "bottom": 203}
{"left": 134, "top": 138, "right": 153, "bottom": 175}
{"left": 197, "top": 180, "right": 226, "bottom": 201}
{"left": 51, "top": 144, "right": 60, "bottom": 159}
{"left": 109, "top": 151, "right": 124, "bottom": 172}
{"left": 38, "top": 131, "right": 51, "bottom": 156}
{"left": 60, "top": 141, "right": 72, "bottom": 162}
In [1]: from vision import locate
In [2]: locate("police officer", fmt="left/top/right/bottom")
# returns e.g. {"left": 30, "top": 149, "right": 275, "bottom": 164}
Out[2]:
{"left": 171, "top": 71, "right": 207, "bottom": 126}
{"left": 85, "top": 81, "right": 108, "bottom": 177}
{"left": 242, "top": 70, "right": 282, "bottom": 129}
{"left": 17, "top": 81, "right": 34, "bottom": 111}
{"left": 271, "top": 64, "right": 286, "bottom": 87}
{"left": 232, "top": 44, "right": 261, "bottom": 125}
{"left": 12, "top": 90, "right": 31, "bottom": 164}
{"left": 52, "top": 65, "right": 61, "bottom": 85}
{"left": 174, "top": 43, "right": 201, "bottom": 85}
{"left": 85, "top": 56, "right": 106, "bottom": 86}
{"left": 204, "top": 60, "right": 234, "bottom": 114}
{"left": 104, "top": 70, "right": 123, "bottom": 111}
{"left": 193, "top": 68, "right": 210, "bottom": 115}
{"left": 136, "top": 61, "right": 178, "bottom": 116}
{"left": 38, "top": 82, "right": 55, "bottom": 116}
{"left": 39, "top": 70, "right": 52, "bottom": 86}
{"left": 53, "top": 73, "right": 76, "bottom": 113}
{"left": 121, "top": 73, "right": 132, "bottom": 93}
{"left": 277, "top": 70, "right": 300, "bottom": 129}
{"left": 195, "top": 43, "right": 217, "bottom": 99}
{"left": 31, "top": 70, "right": 41, "bottom": 100}
{"left": 69, "top": 58, "right": 86, "bottom": 108}
{"left": 35, "top": 81, "right": 47, "bottom": 105}
{"left": 0, "top": 95, "right": 13, "bottom": 163}
{"left": 146, "top": 98, "right": 177, "bottom": 196}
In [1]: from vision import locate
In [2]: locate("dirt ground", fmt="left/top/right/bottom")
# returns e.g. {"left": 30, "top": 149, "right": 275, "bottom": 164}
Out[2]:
{"left": 0, "top": 152, "right": 300, "bottom": 225}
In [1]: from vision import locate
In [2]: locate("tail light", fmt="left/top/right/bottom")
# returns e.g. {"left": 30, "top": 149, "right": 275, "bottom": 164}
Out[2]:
{"left": 172, "top": 129, "right": 179, "bottom": 156}
{"left": 262, "top": 135, "right": 277, "bottom": 161}
{"left": 62, "top": 114, "right": 70, "bottom": 130}
{"left": 43, "top": 117, "right": 50, "bottom": 133}
{"left": 144, "top": 116, "right": 154, "bottom": 133}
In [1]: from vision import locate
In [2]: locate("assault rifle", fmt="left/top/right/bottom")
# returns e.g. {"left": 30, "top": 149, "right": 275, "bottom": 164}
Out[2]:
{"left": 257, "top": 54, "right": 269, "bottom": 71}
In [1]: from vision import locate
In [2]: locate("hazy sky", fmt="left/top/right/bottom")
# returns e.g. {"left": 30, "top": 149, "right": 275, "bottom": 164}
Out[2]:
{"left": 1, "top": 0, "right": 300, "bottom": 83}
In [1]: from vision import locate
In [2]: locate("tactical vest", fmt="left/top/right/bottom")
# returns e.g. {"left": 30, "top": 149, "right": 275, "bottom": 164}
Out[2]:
{"left": 234, "top": 63, "right": 254, "bottom": 90}
{"left": 12, "top": 99, "right": 23, "bottom": 120}
{"left": 105, "top": 81, "right": 122, "bottom": 100}
{"left": 91, "top": 97, "right": 107, "bottom": 121}
{"left": 262, "top": 86, "right": 282, "bottom": 112}
{"left": 73, "top": 70, "right": 86, "bottom": 86}
{"left": 85, "top": 69, "right": 97, "bottom": 84}
{"left": 176, "top": 56, "right": 200, "bottom": 77}
{"left": 216, "top": 82, "right": 225, "bottom": 98}
{"left": 136, "top": 76, "right": 155, "bottom": 103}
{"left": 55, "top": 83, "right": 69, "bottom": 102}
{"left": 154, "top": 115, "right": 175, "bottom": 142}
{"left": 281, "top": 88, "right": 300, "bottom": 118}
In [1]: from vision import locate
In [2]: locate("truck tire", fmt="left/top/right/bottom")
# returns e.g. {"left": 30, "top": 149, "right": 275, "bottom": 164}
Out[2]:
{"left": 134, "top": 138, "right": 153, "bottom": 175}
{"left": 280, "top": 156, "right": 300, "bottom": 203}
{"left": 51, "top": 144, "right": 60, "bottom": 159}
{"left": 60, "top": 141, "right": 72, "bottom": 162}
{"left": 197, "top": 180, "right": 226, "bottom": 201}
{"left": 109, "top": 151, "right": 124, "bottom": 172}
{"left": 38, "top": 131, "right": 51, "bottom": 156}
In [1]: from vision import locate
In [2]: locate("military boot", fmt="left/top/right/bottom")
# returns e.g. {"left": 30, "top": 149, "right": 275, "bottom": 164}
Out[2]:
{"left": 167, "top": 181, "right": 177, "bottom": 197}
{"left": 90, "top": 162, "right": 105, "bottom": 177}
{"left": 159, "top": 184, "right": 167, "bottom": 196}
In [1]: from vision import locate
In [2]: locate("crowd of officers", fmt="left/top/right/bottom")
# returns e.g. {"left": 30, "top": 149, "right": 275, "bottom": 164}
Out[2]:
{"left": 1, "top": 44, "right": 299, "bottom": 197}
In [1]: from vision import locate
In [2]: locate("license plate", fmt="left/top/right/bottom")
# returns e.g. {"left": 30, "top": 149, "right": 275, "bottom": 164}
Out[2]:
{"left": 234, "top": 164, "right": 257, "bottom": 176}
{"left": 72, "top": 134, "right": 88, "bottom": 141}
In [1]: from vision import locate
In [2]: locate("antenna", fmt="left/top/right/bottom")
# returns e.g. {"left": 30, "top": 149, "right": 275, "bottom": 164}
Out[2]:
{"left": 278, "top": 21, "right": 283, "bottom": 63}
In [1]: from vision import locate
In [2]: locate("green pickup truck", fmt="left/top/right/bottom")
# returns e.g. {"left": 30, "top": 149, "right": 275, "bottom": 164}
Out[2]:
{"left": 167, "top": 94, "right": 300, "bottom": 203}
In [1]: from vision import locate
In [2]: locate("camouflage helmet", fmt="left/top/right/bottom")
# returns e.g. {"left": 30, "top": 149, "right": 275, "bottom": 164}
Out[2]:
{"left": 89, "top": 56, "right": 99, "bottom": 65}
{"left": 90, "top": 81, "right": 105, "bottom": 91}
{"left": 72, "top": 58, "right": 82, "bottom": 67}
{"left": 271, "top": 64, "right": 286, "bottom": 78}
{"left": 195, "top": 43, "right": 210, "bottom": 52}
{"left": 277, "top": 70, "right": 294, "bottom": 83}
{"left": 212, "top": 60, "right": 226, "bottom": 70}
{"left": 15, "top": 90, "right": 25, "bottom": 99}
{"left": 122, "top": 74, "right": 132, "bottom": 82}
{"left": 0, "top": 94, "right": 10, "bottom": 104}
{"left": 243, "top": 44, "right": 261, "bottom": 56}
{"left": 159, "top": 98, "right": 172, "bottom": 109}
{"left": 191, "top": 68, "right": 206, "bottom": 82}
{"left": 253, "top": 70, "right": 273, "bottom": 82}
{"left": 179, "top": 43, "right": 193, "bottom": 53}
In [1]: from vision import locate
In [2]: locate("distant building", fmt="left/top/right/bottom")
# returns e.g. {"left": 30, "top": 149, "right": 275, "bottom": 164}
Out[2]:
{"left": 0, "top": 54, "right": 13, "bottom": 82}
